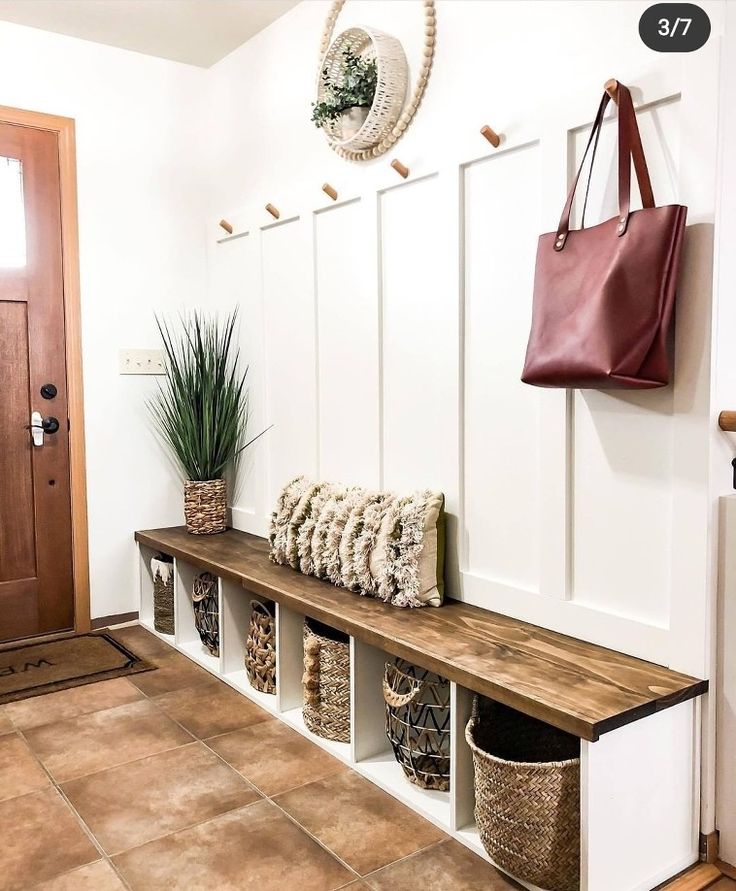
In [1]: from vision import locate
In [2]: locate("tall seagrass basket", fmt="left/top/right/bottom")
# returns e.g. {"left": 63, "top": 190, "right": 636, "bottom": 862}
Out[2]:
{"left": 465, "top": 697, "right": 580, "bottom": 891}
{"left": 302, "top": 618, "right": 350, "bottom": 742}
{"left": 192, "top": 572, "right": 219, "bottom": 657}
{"left": 384, "top": 659, "right": 450, "bottom": 791}
{"left": 150, "top": 554, "right": 174, "bottom": 635}
{"left": 245, "top": 600, "right": 276, "bottom": 694}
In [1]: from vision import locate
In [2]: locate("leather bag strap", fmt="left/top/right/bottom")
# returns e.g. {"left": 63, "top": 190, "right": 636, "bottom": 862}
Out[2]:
{"left": 555, "top": 82, "right": 655, "bottom": 251}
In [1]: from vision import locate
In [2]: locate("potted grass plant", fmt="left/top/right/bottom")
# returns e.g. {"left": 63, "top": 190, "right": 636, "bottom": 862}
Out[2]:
{"left": 149, "top": 309, "right": 263, "bottom": 535}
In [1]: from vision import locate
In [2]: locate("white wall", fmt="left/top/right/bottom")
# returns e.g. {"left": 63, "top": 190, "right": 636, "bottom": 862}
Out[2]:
{"left": 204, "top": 0, "right": 724, "bottom": 673}
{"left": 0, "top": 22, "right": 210, "bottom": 620}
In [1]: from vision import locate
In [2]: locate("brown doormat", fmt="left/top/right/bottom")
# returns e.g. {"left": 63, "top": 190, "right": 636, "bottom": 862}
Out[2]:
{"left": 0, "top": 632, "right": 155, "bottom": 704}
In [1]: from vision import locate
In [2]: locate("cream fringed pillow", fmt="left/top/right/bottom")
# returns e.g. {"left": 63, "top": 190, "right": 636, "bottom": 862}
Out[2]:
{"left": 269, "top": 477, "right": 445, "bottom": 608}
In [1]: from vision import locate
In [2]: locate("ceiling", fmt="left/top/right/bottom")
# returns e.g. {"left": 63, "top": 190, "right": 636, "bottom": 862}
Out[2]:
{"left": 0, "top": 0, "right": 299, "bottom": 67}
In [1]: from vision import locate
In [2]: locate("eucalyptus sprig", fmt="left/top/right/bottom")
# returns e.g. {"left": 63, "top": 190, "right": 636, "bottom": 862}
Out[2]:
{"left": 311, "top": 49, "right": 378, "bottom": 128}
{"left": 149, "top": 310, "right": 267, "bottom": 482}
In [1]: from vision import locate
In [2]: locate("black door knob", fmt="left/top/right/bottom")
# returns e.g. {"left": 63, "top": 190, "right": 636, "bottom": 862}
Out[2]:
{"left": 40, "top": 383, "right": 57, "bottom": 399}
{"left": 42, "top": 417, "right": 60, "bottom": 434}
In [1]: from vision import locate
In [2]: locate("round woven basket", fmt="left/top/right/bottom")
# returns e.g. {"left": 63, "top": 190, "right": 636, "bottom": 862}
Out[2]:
{"left": 151, "top": 555, "right": 174, "bottom": 635}
{"left": 318, "top": 26, "right": 407, "bottom": 153}
{"left": 192, "top": 572, "right": 219, "bottom": 657}
{"left": 465, "top": 698, "right": 580, "bottom": 891}
{"left": 245, "top": 600, "right": 276, "bottom": 694}
{"left": 184, "top": 479, "right": 227, "bottom": 535}
{"left": 302, "top": 618, "right": 350, "bottom": 742}
{"left": 384, "top": 659, "right": 450, "bottom": 791}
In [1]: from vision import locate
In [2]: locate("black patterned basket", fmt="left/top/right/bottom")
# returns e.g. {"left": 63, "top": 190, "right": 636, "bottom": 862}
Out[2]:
{"left": 384, "top": 658, "right": 451, "bottom": 791}
{"left": 192, "top": 572, "right": 219, "bottom": 656}
{"left": 151, "top": 554, "right": 174, "bottom": 635}
{"left": 245, "top": 600, "right": 276, "bottom": 694}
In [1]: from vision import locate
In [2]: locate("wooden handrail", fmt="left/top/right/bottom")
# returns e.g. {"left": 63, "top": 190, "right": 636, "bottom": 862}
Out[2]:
{"left": 719, "top": 411, "right": 736, "bottom": 431}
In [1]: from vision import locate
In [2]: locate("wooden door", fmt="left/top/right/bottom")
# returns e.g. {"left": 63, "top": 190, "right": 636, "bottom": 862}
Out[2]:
{"left": 0, "top": 122, "right": 74, "bottom": 641}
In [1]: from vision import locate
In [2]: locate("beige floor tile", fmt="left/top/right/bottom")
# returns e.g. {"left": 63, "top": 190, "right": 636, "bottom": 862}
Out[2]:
{"left": 127, "top": 651, "right": 211, "bottom": 697}
{"left": 154, "top": 678, "right": 272, "bottom": 738}
{"left": 63, "top": 741, "right": 260, "bottom": 854}
{"left": 28, "top": 860, "right": 126, "bottom": 891}
{"left": 24, "top": 699, "right": 192, "bottom": 782}
{"left": 0, "top": 708, "right": 13, "bottom": 735}
{"left": 3, "top": 678, "right": 144, "bottom": 731}
{"left": 363, "top": 839, "right": 522, "bottom": 890}
{"left": 0, "top": 788, "right": 98, "bottom": 891}
{"left": 207, "top": 719, "right": 345, "bottom": 795}
{"left": 113, "top": 799, "right": 352, "bottom": 891}
{"left": 0, "top": 734, "right": 51, "bottom": 801}
{"left": 274, "top": 770, "right": 445, "bottom": 875}
{"left": 108, "top": 625, "right": 175, "bottom": 662}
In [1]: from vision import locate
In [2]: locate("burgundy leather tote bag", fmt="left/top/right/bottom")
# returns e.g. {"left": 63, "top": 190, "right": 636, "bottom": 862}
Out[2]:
{"left": 521, "top": 83, "right": 687, "bottom": 389}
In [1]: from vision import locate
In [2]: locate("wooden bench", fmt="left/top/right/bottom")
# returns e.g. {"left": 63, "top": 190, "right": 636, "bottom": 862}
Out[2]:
{"left": 135, "top": 526, "right": 708, "bottom": 891}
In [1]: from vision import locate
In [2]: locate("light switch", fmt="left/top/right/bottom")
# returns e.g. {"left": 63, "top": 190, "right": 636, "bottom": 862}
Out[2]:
{"left": 119, "top": 349, "right": 166, "bottom": 375}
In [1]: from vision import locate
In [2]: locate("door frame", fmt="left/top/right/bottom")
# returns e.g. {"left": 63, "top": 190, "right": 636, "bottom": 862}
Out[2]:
{"left": 0, "top": 104, "right": 90, "bottom": 634}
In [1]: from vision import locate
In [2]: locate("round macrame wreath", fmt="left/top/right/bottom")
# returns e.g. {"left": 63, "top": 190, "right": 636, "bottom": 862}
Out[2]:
{"left": 318, "top": 0, "right": 436, "bottom": 161}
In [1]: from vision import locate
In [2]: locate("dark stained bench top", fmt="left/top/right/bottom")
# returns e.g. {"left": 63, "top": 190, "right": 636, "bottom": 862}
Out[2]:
{"left": 135, "top": 526, "right": 708, "bottom": 741}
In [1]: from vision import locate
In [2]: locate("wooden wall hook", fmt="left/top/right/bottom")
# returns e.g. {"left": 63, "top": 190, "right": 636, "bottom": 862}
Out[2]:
{"left": 218, "top": 219, "right": 233, "bottom": 235}
{"left": 322, "top": 183, "right": 338, "bottom": 201}
{"left": 391, "top": 159, "right": 409, "bottom": 179}
{"left": 265, "top": 203, "right": 280, "bottom": 220}
{"left": 480, "top": 125, "right": 501, "bottom": 148}
{"left": 719, "top": 411, "right": 736, "bottom": 432}
{"left": 604, "top": 78, "right": 619, "bottom": 103}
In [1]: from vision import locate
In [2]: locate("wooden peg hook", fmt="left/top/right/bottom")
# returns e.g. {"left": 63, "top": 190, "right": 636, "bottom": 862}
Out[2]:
{"left": 218, "top": 219, "right": 233, "bottom": 235}
{"left": 265, "top": 203, "right": 280, "bottom": 220}
{"left": 480, "top": 125, "right": 501, "bottom": 148}
{"left": 391, "top": 159, "right": 409, "bottom": 179}
{"left": 604, "top": 78, "right": 619, "bottom": 103}
{"left": 322, "top": 183, "right": 338, "bottom": 201}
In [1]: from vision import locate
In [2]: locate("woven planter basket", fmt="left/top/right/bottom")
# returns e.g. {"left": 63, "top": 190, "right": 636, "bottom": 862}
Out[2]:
{"left": 192, "top": 572, "right": 219, "bottom": 657}
{"left": 384, "top": 659, "right": 450, "bottom": 792}
{"left": 465, "top": 698, "right": 580, "bottom": 891}
{"left": 184, "top": 479, "right": 227, "bottom": 535}
{"left": 318, "top": 26, "right": 407, "bottom": 153}
{"left": 150, "top": 555, "right": 174, "bottom": 635}
{"left": 245, "top": 600, "right": 276, "bottom": 694}
{"left": 302, "top": 618, "right": 350, "bottom": 742}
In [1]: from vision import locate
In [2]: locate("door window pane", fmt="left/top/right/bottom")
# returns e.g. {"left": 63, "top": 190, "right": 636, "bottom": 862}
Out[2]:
{"left": 0, "top": 157, "right": 26, "bottom": 267}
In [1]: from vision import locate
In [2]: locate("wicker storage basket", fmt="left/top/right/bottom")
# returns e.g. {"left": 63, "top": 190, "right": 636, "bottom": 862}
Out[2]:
{"left": 245, "top": 600, "right": 276, "bottom": 694}
{"left": 465, "top": 698, "right": 580, "bottom": 891}
{"left": 384, "top": 659, "right": 450, "bottom": 791}
{"left": 184, "top": 479, "right": 227, "bottom": 535}
{"left": 150, "top": 555, "right": 174, "bottom": 635}
{"left": 302, "top": 618, "right": 350, "bottom": 742}
{"left": 192, "top": 572, "right": 219, "bottom": 657}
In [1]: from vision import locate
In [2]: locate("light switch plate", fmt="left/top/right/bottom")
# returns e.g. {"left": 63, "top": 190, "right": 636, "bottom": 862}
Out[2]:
{"left": 119, "top": 349, "right": 166, "bottom": 375}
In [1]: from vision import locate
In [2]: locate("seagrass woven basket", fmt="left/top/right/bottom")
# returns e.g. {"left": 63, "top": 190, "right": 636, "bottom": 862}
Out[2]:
{"left": 245, "top": 600, "right": 276, "bottom": 694}
{"left": 192, "top": 572, "right": 219, "bottom": 656}
{"left": 150, "top": 555, "right": 174, "bottom": 635}
{"left": 465, "top": 697, "right": 580, "bottom": 891}
{"left": 302, "top": 618, "right": 350, "bottom": 742}
{"left": 384, "top": 659, "right": 450, "bottom": 791}
{"left": 184, "top": 479, "right": 227, "bottom": 535}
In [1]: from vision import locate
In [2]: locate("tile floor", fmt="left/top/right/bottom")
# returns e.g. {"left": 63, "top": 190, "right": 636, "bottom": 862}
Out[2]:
{"left": 0, "top": 624, "right": 520, "bottom": 891}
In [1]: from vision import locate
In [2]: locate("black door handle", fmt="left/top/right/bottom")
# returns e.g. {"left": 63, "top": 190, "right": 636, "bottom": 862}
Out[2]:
{"left": 42, "top": 417, "right": 60, "bottom": 434}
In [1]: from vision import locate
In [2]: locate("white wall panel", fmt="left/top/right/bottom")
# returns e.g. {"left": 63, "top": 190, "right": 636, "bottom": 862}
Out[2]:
{"left": 570, "top": 99, "right": 681, "bottom": 626}
{"left": 261, "top": 219, "right": 318, "bottom": 508}
{"left": 208, "top": 233, "right": 268, "bottom": 534}
{"left": 379, "top": 175, "right": 460, "bottom": 590}
{"left": 463, "top": 143, "right": 543, "bottom": 592}
{"left": 314, "top": 199, "right": 380, "bottom": 487}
